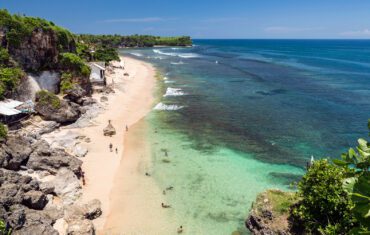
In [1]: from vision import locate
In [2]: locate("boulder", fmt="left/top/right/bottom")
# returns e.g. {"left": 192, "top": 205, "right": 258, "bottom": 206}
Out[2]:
{"left": 73, "top": 145, "right": 88, "bottom": 158}
{"left": 35, "top": 99, "right": 81, "bottom": 124}
{"left": 84, "top": 199, "right": 102, "bottom": 220}
{"left": 52, "top": 168, "right": 82, "bottom": 205}
{"left": 0, "top": 135, "right": 32, "bottom": 170}
{"left": 39, "top": 181, "right": 55, "bottom": 194}
{"left": 81, "top": 97, "right": 96, "bottom": 106}
{"left": 103, "top": 121, "right": 116, "bottom": 136}
{"left": 66, "top": 219, "right": 95, "bottom": 235}
{"left": 7, "top": 204, "right": 26, "bottom": 230}
{"left": 100, "top": 96, "right": 108, "bottom": 102}
{"left": 12, "top": 209, "right": 59, "bottom": 235}
{"left": 26, "top": 140, "right": 82, "bottom": 176}
{"left": 63, "top": 85, "right": 87, "bottom": 103}
{"left": 22, "top": 190, "right": 48, "bottom": 210}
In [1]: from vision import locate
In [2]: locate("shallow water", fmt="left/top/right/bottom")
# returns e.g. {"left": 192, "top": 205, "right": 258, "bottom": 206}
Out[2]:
{"left": 120, "top": 39, "right": 370, "bottom": 234}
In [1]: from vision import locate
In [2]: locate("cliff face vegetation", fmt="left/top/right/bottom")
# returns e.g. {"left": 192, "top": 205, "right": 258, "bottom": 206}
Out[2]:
{"left": 0, "top": 9, "right": 91, "bottom": 98}
{"left": 0, "top": 9, "right": 76, "bottom": 71}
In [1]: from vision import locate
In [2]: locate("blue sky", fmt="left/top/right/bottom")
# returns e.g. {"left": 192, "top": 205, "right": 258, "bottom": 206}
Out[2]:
{"left": 2, "top": 0, "right": 370, "bottom": 39}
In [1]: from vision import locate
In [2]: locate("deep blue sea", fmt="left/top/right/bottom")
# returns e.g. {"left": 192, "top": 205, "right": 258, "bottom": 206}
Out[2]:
{"left": 121, "top": 40, "right": 370, "bottom": 234}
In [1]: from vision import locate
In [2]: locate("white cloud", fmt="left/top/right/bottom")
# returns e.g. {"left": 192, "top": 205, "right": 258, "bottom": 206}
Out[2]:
{"left": 340, "top": 29, "right": 370, "bottom": 36}
{"left": 265, "top": 26, "right": 324, "bottom": 33}
{"left": 101, "top": 17, "right": 164, "bottom": 23}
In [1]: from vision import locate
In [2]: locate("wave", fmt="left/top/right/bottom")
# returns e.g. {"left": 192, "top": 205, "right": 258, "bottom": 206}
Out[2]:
{"left": 153, "top": 49, "right": 200, "bottom": 58}
{"left": 164, "top": 87, "right": 186, "bottom": 97}
{"left": 153, "top": 102, "right": 184, "bottom": 111}
{"left": 129, "top": 52, "right": 143, "bottom": 57}
{"left": 164, "top": 80, "right": 175, "bottom": 84}
{"left": 171, "top": 61, "right": 185, "bottom": 65}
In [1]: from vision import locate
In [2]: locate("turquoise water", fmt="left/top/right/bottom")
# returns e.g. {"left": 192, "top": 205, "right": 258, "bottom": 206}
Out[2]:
{"left": 121, "top": 40, "right": 370, "bottom": 234}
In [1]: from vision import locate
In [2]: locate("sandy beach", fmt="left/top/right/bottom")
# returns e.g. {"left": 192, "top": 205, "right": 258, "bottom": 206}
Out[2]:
{"left": 74, "top": 55, "right": 159, "bottom": 233}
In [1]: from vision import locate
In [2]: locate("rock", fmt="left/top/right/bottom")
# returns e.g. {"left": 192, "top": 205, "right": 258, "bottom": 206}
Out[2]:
{"left": 13, "top": 224, "right": 59, "bottom": 235}
{"left": 26, "top": 140, "right": 82, "bottom": 176}
{"left": 84, "top": 199, "right": 102, "bottom": 220}
{"left": 52, "top": 168, "right": 82, "bottom": 205}
{"left": 81, "top": 97, "right": 96, "bottom": 106}
{"left": 73, "top": 145, "right": 88, "bottom": 158}
{"left": 63, "top": 85, "right": 87, "bottom": 103}
{"left": 22, "top": 190, "right": 48, "bottom": 210}
{"left": 0, "top": 135, "right": 32, "bottom": 170}
{"left": 37, "top": 121, "right": 60, "bottom": 136}
{"left": 66, "top": 219, "right": 95, "bottom": 235}
{"left": 35, "top": 98, "right": 81, "bottom": 124}
{"left": 0, "top": 183, "right": 23, "bottom": 207}
{"left": 100, "top": 96, "right": 108, "bottom": 102}
{"left": 103, "top": 121, "right": 116, "bottom": 136}
{"left": 39, "top": 181, "right": 55, "bottom": 194}
{"left": 64, "top": 205, "right": 86, "bottom": 223}
{"left": 124, "top": 72, "right": 129, "bottom": 76}
{"left": 7, "top": 204, "right": 26, "bottom": 230}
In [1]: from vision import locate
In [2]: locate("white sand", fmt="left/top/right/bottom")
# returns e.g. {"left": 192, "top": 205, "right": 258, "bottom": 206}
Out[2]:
{"left": 75, "top": 56, "right": 158, "bottom": 233}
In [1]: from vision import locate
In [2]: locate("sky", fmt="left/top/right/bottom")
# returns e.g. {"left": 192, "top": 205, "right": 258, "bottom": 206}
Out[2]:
{"left": 1, "top": 0, "right": 370, "bottom": 39}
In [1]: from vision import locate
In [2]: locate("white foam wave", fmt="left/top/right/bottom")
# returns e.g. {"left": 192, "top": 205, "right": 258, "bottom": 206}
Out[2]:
{"left": 164, "top": 80, "right": 175, "bottom": 84}
{"left": 153, "top": 102, "right": 183, "bottom": 111}
{"left": 170, "top": 61, "right": 185, "bottom": 65}
{"left": 130, "top": 52, "right": 143, "bottom": 57}
{"left": 153, "top": 49, "right": 200, "bottom": 58}
{"left": 164, "top": 87, "right": 186, "bottom": 97}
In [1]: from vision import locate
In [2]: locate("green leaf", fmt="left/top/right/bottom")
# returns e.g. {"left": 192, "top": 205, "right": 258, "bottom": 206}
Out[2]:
{"left": 344, "top": 177, "right": 357, "bottom": 193}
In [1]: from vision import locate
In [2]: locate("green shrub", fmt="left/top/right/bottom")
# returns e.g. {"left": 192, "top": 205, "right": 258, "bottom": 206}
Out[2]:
{"left": 60, "top": 53, "right": 90, "bottom": 77}
{"left": 36, "top": 90, "right": 61, "bottom": 109}
{"left": 0, "top": 48, "right": 10, "bottom": 66}
{"left": 0, "top": 123, "right": 7, "bottom": 139}
{"left": 94, "top": 47, "right": 120, "bottom": 63}
{"left": 292, "top": 159, "right": 354, "bottom": 234}
{"left": 0, "top": 67, "right": 23, "bottom": 99}
{"left": 60, "top": 72, "right": 74, "bottom": 93}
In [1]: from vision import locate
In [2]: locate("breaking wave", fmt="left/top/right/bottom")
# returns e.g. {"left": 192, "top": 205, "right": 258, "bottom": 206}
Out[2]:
{"left": 153, "top": 102, "right": 184, "bottom": 111}
{"left": 164, "top": 87, "right": 186, "bottom": 97}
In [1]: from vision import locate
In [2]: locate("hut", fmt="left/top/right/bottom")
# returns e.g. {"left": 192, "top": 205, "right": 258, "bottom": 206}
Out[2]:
{"left": 89, "top": 62, "right": 106, "bottom": 86}
{"left": 0, "top": 99, "right": 34, "bottom": 124}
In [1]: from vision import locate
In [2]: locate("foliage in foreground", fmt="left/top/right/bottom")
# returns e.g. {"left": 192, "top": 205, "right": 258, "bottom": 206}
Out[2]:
{"left": 0, "top": 219, "right": 11, "bottom": 235}
{"left": 292, "top": 159, "right": 354, "bottom": 234}
{"left": 333, "top": 119, "right": 370, "bottom": 234}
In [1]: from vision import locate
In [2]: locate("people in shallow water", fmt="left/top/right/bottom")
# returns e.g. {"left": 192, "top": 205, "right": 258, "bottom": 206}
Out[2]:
{"left": 145, "top": 172, "right": 151, "bottom": 176}
{"left": 161, "top": 203, "right": 171, "bottom": 208}
{"left": 166, "top": 186, "right": 174, "bottom": 191}
{"left": 177, "top": 226, "right": 183, "bottom": 233}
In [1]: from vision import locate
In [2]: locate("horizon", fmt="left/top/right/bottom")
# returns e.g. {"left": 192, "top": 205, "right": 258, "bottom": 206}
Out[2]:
{"left": 2, "top": 0, "right": 370, "bottom": 39}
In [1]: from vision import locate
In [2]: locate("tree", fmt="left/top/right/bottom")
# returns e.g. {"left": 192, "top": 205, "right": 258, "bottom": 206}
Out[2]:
{"left": 333, "top": 120, "right": 370, "bottom": 234}
{"left": 292, "top": 159, "right": 354, "bottom": 234}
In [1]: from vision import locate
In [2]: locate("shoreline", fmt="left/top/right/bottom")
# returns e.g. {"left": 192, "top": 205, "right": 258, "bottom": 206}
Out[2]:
{"left": 73, "top": 55, "right": 157, "bottom": 232}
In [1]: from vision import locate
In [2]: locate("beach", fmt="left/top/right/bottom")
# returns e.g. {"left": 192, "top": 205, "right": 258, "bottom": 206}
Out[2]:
{"left": 74, "top": 55, "right": 158, "bottom": 233}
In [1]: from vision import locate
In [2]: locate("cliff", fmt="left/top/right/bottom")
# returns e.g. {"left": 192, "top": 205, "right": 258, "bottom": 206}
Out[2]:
{"left": 246, "top": 190, "right": 297, "bottom": 235}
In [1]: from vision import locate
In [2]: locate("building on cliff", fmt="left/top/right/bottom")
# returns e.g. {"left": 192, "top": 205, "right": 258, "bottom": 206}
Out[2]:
{"left": 89, "top": 62, "right": 106, "bottom": 86}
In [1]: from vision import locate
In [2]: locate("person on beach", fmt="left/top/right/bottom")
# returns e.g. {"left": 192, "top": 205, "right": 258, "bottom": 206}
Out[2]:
{"left": 145, "top": 172, "right": 151, "bottom": 176}
{"left": 177, "top": 226, "right": 183, "bottom": 233}
{"left": 126, "top": 125, "right": 129, "bottom": 132}
{"left": 81, "top": 171, "right": 86, "bottom": 186}
{"left": 163, "top": 190, "right": 166, "bottom": 195}
{"left": 161, "top": 203, "right": 171, "bottom": 208}
{"left": 109, "top": 143, "right": 113, "bottom": 152}
{"left": 115, "top": 148, "right": 118, "bottom": 154}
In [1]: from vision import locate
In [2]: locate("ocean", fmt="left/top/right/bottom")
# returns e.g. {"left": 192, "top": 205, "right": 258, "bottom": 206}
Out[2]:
{"left": 120, "top": 39, "right": 370, "bottom": 234}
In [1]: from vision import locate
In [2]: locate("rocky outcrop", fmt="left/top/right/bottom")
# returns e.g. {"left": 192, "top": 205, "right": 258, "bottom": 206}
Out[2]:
{"left": 246, "top": 190, "right": 295, "bottom": 235}
{"left": 35, "top": 99, "right": 81, "bottom": 124}
{"left": 63, "top": 85, "right": 88, "bottom": 104}
{"left": 26, "top": 140, "right": 82, "bottom": 176}
{"left": 0, "top": 135, "right": 32, "bottom": 170}
{"left": 5, "top": 28, "right": 75, "bottom": 71}
{"left": 51, "top": 168, "right": 82, "bottom": 205}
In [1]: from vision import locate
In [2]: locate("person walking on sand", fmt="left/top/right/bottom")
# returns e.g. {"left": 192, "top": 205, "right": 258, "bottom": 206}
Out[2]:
{"left": 125, "top": 125, "right": 129, "bottom": 132}
{"left": 115, "top": 148, "right": 118, "bottom": 154}
{"left": 81, "top": 171, "right": 86, "bottom": 186}
{"left": 177, "top": 226, "right": 183, "bottom": 233}
{"left": 109, "top": 143, "right": 113, "bottom": 152}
